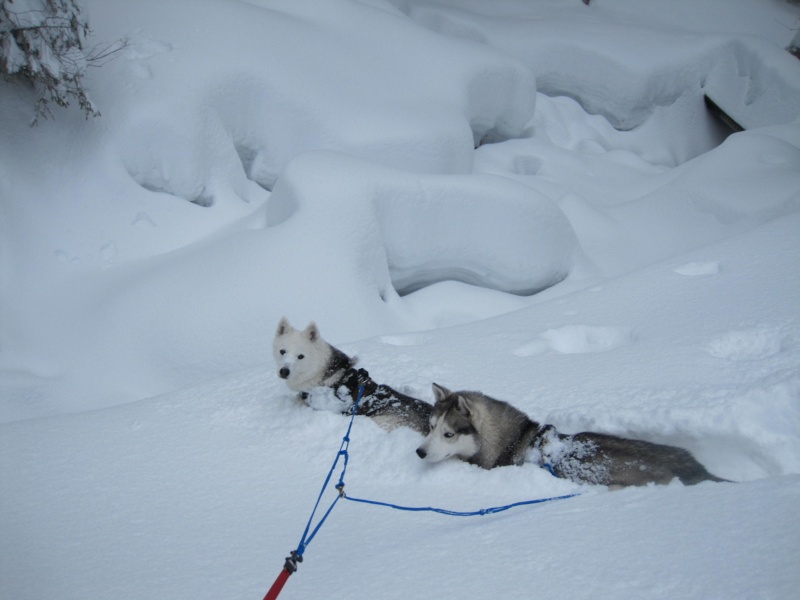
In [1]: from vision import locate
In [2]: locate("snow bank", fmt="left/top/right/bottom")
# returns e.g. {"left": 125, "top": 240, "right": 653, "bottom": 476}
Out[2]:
{"left": 95, "top": 0, "right": 537, "bottom": 192}
{"left": 554, "top": 128, "right": 800, "bottom": 275}
{"left": 3, "top": 0, "right": 799, "bottom": 416}
{"left": 270, "top": 151, "right": 578, "bottom": 296}
{"left": 402, "top": 0, "right": 800, "bottom": 163}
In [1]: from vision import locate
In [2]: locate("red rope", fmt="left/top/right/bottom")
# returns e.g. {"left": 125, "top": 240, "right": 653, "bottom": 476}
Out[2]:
{"left": 263, "top": 567, "right": 292, "bottom": 600}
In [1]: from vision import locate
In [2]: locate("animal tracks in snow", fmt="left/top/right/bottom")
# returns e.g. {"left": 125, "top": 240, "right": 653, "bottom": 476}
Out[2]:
{"left": 514, "top": 325, "right": 633, "bottom": 356}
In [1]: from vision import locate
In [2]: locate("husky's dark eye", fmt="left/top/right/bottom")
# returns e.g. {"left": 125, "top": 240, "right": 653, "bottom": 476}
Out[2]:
{"left": 279, "top": 349, "right": 286, "bottom": 355}
{"left": 298, "top": 354, "right": 305, "bottom": 360}
{"left": 443, "top": 432, "right": 455, "bottom": 439}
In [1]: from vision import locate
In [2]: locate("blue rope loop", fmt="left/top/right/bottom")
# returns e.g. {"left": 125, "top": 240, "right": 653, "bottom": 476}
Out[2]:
{"left": 293, "top": 385, "right": 365, "bottom": 557}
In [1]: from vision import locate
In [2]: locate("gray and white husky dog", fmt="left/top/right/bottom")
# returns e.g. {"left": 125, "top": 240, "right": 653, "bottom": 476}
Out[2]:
{"left": 273, "top": 317, "right": 431, "bottom": 433}
{"left": 416, "top": 384, "right": 728, "bottom": 487}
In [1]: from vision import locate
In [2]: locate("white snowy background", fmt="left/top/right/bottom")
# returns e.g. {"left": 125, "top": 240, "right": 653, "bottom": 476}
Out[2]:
{"left": 2, "top": 0, "right": 800, "bottom": 598}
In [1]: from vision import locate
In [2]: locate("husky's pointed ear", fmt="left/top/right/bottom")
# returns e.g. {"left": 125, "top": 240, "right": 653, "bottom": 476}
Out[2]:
{"left": 276, "top": 317, "right": 292, "bottom": 337}
{"left": 305, "top": 321, "right": 320, "bottom": 342}
{"left": 431, "top": 383, "right": 450, "bottom": 403}
{"left": 455, "top": 394, "right": 473, "bottom": 416}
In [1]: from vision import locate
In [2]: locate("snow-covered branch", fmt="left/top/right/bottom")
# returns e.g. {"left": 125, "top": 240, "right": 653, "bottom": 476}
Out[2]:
{"left": 0, "top": 0, "right": 123, "bottom": 125}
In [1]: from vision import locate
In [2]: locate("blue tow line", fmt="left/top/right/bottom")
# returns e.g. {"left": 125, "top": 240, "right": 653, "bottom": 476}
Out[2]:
{"left": 342, "top": 491, "right": 579, "bottom": 516}
{"left": 292, "top": 386, "right": 362, "bottom": 559}
{"left": 265, "top": 385, "right": 579, "bottom": 599}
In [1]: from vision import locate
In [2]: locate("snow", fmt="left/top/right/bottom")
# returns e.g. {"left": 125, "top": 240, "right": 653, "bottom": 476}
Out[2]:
{"left": 1, "top": 0, "right": 799, "bottom": 598}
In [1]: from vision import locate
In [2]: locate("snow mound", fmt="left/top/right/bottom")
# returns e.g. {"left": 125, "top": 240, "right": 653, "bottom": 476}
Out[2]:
{"left": 514, "top": 325, "right": 633, "bottom": 356}
{"left": 674, "top": 261, "right": 720, "bottom": 276}
{"left": 269, "top": 151, "right": 579, "bottom": 296}
{"left": 705, "top": 326, "right": 786, "bottom": 362}
{"left": 99, "top": 0, "right": 537, "bottom": 194}
{"left": 703, "top": 38, "right": 800, "bottom": 130}
{"left": 402, "top": 0, "right": 800, "bottom": 163}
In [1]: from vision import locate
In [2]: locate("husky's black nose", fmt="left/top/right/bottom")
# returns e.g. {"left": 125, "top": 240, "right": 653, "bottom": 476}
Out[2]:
{"left": 279, "top": 367, "right": 290, "bottom": 379}
{"left": 416, "top": 448, "right": 427, "bottom": 459}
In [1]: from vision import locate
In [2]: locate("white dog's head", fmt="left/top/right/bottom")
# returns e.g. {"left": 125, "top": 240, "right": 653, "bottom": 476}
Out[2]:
{"left": 416, "top": 383, "right": 480, "bottom": 463}
{"left": 273, "top": 317, "right": 332, "bottom": 391}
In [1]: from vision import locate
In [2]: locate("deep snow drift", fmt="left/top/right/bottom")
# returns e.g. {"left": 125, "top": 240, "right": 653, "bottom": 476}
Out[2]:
{"left": 1, "top": 1, "right": 800, "bottom": 599}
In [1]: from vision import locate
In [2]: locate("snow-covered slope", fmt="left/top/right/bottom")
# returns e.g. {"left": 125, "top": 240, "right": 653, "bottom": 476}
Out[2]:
{"left": 1, "top": 0, "right": 799, "bottom": 598}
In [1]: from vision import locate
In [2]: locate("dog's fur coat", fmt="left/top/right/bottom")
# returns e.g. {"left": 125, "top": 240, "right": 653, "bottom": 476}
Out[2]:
{"left": 417, "top": 384, "right": 728, "bottom": 487}
{"left": 273, "top": 318, "right": 431, "bottom": 433}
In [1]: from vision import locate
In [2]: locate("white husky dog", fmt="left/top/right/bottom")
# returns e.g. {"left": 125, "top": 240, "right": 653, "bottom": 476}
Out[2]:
{"left": 417, "top": 383, "right": 729, "bottom": 487}
{"left": 273, "top": 317, "right": 431, "bottom": 432}
{"left": 273, "top": 319, "right": 353, "bottom": 393}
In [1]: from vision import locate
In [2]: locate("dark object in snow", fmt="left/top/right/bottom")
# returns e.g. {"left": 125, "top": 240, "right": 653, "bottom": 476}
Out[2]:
{"left": 704, "top": 94, "right": 745, "bottom": 133}
{"left": 788, "top": 29, "right": 800, "bottom": 60}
